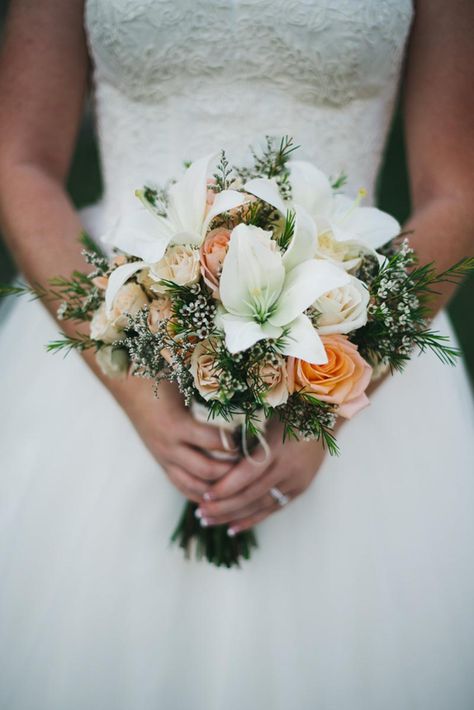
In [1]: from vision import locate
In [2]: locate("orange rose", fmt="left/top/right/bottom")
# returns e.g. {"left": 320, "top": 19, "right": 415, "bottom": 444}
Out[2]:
{"left": 287, "top": 334, "right": 372, "bottom": 419}
{"left": 200, "top": 227, "right": 231, "bottom": 298}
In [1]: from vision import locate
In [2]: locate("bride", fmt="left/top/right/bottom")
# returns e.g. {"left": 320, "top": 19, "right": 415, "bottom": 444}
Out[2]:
{"left": 0, "top": 1, "right": 473, "bottom": 708}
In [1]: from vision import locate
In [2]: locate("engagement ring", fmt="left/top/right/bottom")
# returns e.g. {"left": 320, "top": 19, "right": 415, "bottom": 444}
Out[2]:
{"left": 270, "top": 487, "right": 290, "bottom": 507}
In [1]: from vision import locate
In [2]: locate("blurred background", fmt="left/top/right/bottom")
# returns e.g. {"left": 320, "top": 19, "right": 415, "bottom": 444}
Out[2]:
{"left": 0, "top": 0, "right": 472, "bottom": 383}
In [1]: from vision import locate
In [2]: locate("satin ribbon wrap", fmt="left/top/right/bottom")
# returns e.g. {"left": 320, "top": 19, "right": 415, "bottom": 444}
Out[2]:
{"left": 190, "top": 400, "right": 270, "bottom": 465}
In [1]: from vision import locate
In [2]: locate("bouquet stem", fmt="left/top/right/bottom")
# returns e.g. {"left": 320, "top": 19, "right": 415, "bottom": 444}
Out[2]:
{"left": 171, "top": 501, "right": 258, "bottom": 568}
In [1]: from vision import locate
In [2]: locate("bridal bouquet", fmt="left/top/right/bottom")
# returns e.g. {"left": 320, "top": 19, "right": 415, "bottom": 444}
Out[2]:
{"left": 3, "top": 137, "right": 472, "bottom": 567}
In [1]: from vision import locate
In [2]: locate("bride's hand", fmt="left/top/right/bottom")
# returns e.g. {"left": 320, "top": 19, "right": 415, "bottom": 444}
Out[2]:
{"left": 196, "top": 420, "right": 328, "bottom": 534}
{"left": 112, "top": 377, "right": 233, "bottom": 503}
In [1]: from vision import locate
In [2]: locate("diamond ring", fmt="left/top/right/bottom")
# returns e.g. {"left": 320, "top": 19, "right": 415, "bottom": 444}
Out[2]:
{"left": 270, "top": 487, "right": 290, "bottom": 507}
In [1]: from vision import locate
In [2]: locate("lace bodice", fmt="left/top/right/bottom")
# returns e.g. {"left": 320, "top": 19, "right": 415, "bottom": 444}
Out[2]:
{"left": 84, "top": 0, "right": 413, "bottom": 233}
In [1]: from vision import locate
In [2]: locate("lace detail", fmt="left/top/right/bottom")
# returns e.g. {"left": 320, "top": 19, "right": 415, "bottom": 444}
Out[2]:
{"left": 84, "top": 0, "right": 413, "bottom": 231}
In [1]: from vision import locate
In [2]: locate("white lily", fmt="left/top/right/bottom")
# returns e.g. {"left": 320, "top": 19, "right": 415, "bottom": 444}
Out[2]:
{"left": 288, "top": 160, "right": 401, "bottom": 265}
{"left": 242, "top": 176, "right": 319, "bottom": 269}
{"left": 218, "top": 221, "right": 350, "bottom": 364}
{"left": 103, "top": 155, "right": 248, "bottom": 313}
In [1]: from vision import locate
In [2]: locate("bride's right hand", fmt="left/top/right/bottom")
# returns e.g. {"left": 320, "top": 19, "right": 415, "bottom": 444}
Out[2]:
{"left": 111, "top": 376, "right": 233, "bottom": 503}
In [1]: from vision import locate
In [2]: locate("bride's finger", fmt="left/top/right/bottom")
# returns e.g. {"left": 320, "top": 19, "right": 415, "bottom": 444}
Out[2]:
{"left": 204, "top": 446, "right": 273, "bottom": 501}
{"left": 199, "top": 492, "right": 276, "bottom": 527}
{"left": 174, "top": 444, "right": 233, "bottom": 483}
{"left": 199, "top": 463, "right": 286, "bottom": 519}
{"left": 226, "top": 501, "right": 289, "bottom": 536}
{"left": 165, "top": 464, "right": 209, "bottom": 502}
{"left": 181, "top": 417, "right": 233, "bottom": 453}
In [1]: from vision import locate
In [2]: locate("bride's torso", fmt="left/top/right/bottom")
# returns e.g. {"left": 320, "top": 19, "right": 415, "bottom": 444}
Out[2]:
{"left": 84, "top": 0, "right": 413, "bottom": 231}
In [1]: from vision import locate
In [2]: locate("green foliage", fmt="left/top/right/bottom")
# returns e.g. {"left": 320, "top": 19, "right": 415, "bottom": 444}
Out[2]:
{"left": 276, "top": 392, "right": 339, "bottom": 455}
{"left": 353, "top": 244, "right": 474, "bottom": 371}
{"left": 277, "top": 210, "right": 296, "bottom": 251}
{"left": 331, "top": 172, "right": 348, "bottom": 190}
{"left": 251, "top": 135, "right": 299, "bottom": 179}
{"left": 79, "top": 231, "right": 105, "bottom": 258}
{"left": 46, "top": 332, "right": 98, "bottom": 355}
{"left": 213, "top": 150, "right": 232, "bottom": 191}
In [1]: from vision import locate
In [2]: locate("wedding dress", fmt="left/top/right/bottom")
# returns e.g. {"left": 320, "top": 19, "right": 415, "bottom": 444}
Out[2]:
{"left": 1, "top": 1, "right": 474, "bottom": 708}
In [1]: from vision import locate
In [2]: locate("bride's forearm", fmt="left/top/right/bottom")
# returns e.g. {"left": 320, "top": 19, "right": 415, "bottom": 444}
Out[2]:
{"left": 402, "top": 194, "right": 474, "bottom": 314}
{"left": 0, "top": 163, "right": 86, "bottom": 302}
{"left": 0, "top": 162, "right": 132, "bottom": 397}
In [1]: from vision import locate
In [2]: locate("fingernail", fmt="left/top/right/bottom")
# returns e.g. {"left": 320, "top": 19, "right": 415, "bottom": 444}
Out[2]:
{"left": 200, "top": 518, "right": 209, "bottom": 528}
{"left": 203, "top": 492, "right": 215, "bottom": 502}
{"left": 227, "top": 527, "right": 237, "bottom": 537}
{"left": 194, "top": 508, "right": 202, "bottom": 520}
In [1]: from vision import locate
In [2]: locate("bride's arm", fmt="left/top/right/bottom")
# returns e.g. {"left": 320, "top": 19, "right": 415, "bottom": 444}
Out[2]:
{"left": 197, "top": 0, "right": 474, "bottom": 533}
{"left": 402, "top": 0, "right": 474, "bottom": 310}
{"left": 0, "top": 0, "right": 231, "bottom": 498}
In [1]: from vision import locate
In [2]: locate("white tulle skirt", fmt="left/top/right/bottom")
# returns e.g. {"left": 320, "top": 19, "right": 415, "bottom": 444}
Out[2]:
{"left": 1, "top": 276, "right": 474, "bottom": 710}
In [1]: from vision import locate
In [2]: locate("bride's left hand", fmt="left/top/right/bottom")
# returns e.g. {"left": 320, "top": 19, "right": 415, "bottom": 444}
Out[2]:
{"left": 196, "top": 420, "right": 328, "bottom": 535}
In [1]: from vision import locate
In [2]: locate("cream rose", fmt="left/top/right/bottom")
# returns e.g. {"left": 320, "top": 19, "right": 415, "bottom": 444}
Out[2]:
{"left": 200, "top": 227, "right": 231, "bottom": 298}
{"left": 313, "top": 276, "right": 369, "bottom": 335}
{"left": 148, "top": 245, "right": 201, "bottom": 294}
{"left": 91, "top": 282, "right": 148, "bottom": 342}
{"left": 96, "top": 346, "right": 129, "bottom": 379}
{"left": 190, "top": 340, "right": 222, "bottom": 401}
{"left": 90, "top": 304, "right": 122, "bottom": 344}
{"left": 109, "top": 282, "right": 149, "bottom": 329}
{"left": 287, "top": 334, "right": 372, "bottom": 419}
{"left": 255, "top": 356, "right": 289, "bottom": 407}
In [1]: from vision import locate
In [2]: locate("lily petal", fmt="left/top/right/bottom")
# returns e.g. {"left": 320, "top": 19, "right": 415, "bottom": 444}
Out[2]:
{"left": 281, "top": 313, "right": 328, "bottom": 364}
{"left": 167, "top": 153, "right": 216, "bottom": 236}
{"left": 282, "top": 205, "right": 317, "bottom": 271}
{"left": 101, "top": 206, "right": 173, "bottom": 263}
{"left": 202, "top": 189, "right": 249, "bottom": 236}
{"left": 288, "top": 160, "right": 333, "bottom": 216}
{"left": 270, "top": 259, "right": 350, "bottom": 327}
{"left": 244, "top": 177, "right": 287, "bottom": 215}
{"left": 331, "top": 195, "right": 400, "bottom": 249}
{"left": 219, "top": 313, "right": 282, "bottom": 353}
{"left": 345, "top": 205, "right": 400, "bottom": 249}
{"left": 220, "top": 223, "right": 285, "bottom": 317}
{"left": 105, "top": 261, "right": 147, "bottom": 314}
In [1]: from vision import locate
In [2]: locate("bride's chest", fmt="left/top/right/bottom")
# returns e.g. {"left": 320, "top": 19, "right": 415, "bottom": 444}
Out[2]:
{"left": 85, "top": 0, "right": 413, "bottom": 106}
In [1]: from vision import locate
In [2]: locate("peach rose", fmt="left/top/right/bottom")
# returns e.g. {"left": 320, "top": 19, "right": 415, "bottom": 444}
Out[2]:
{"left": 190, "top": 340, "right": 222, "bottom": 401}
{"left": 200, "top": 227, "right": 231, "bottom": 298}
{"left": 147, "top": 296, "right": 173, "bottom": 334}
{"left": 287, "top": 334, "right": 372, "bottom": 419}
{"left": 255, "top": 356, "right": 289, "bottom": 407}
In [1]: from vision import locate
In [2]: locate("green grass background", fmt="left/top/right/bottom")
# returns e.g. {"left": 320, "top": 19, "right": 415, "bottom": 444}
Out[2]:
{"left": 0, "top": 0, "right": 472, "bottom": 383}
